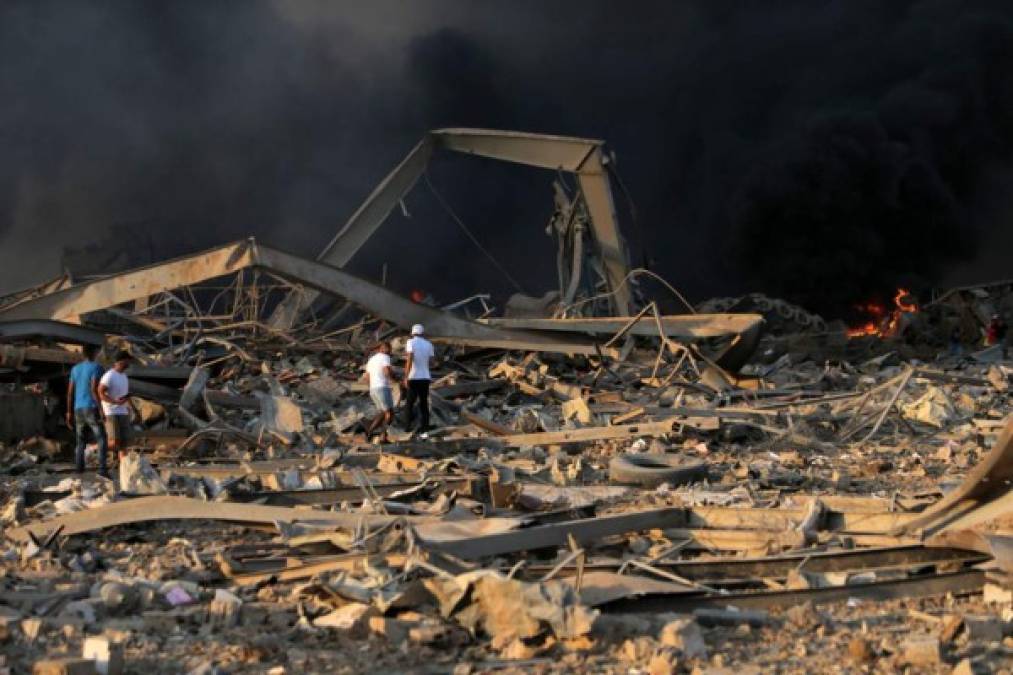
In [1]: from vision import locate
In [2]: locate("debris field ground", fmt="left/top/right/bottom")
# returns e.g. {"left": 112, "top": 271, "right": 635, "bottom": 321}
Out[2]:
{"left": 0, "top": 130, "right": 1011, "bottom": 673}
{"left": 2, "top": 281, "right": 1012, "bottom": 674}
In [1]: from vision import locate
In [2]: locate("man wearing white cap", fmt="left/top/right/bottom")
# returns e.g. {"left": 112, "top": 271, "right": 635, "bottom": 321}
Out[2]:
{"left": 403, "top": 323, "right": 434, "bottom": 432}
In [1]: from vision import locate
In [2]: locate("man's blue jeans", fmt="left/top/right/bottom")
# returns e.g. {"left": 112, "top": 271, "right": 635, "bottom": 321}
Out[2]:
{"left": 74, "top": 407, "right": 107, "bottom": 474}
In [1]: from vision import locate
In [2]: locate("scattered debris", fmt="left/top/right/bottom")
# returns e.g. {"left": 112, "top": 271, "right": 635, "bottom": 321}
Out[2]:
{"left": 0, "top": 130, "right": 1010, "bottom": 672}
{"left": 425, "top": 571, "right": 598, "bottom": 649}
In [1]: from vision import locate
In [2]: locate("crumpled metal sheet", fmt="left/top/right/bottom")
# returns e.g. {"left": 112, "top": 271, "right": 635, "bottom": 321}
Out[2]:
{"left": 412, "top": 517, "right": 525, "bottom": 543}
{"left": 423, "top": 570, "right": 598, "bottom": 644}
{"left": 559, "top": 571, "right": 695, "bottom": 607}
{"left": 904, "top": 415, "right": 1013, "bottom": 536}
{"left": 516, "top": 484, "right": 630, "bottom": 510}
{"left": 901, "top": 386, "right": 958, "bottom": 428}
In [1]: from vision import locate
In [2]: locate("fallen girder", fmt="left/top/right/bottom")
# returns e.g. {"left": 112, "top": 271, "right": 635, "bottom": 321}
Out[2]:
{"left": 898, "top": 414, "right": 1013, "bottom": 536}
{"left": 0, "top": 319, "right": 106, "bottom": 345}
{"left": 5, "top": 495, "right": 423, "bottom": 543}
{"left": 226, "top": 477, "right": 474, "bottom": 507}
{"left": 520, "top": 545, "right": 987, "bottom": 584}
{"left": 481, "top": 314, "right": 763, "bottom": 340}
{"left": 604, "top": 569, "right": 986, "bottom": 613}
{"left": 0, "top": 238, "right": 616, "bottom": 357}
{"left": 418, "top": 507, "right": 687, "bottom": 560}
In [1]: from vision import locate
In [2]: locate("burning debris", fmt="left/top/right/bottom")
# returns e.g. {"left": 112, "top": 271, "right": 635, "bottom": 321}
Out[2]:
{"left": 0, "top": 129, "right": 1010, "bottom": 674}
{"left": 847, "top": 288, "right": 920, "bottom": 338}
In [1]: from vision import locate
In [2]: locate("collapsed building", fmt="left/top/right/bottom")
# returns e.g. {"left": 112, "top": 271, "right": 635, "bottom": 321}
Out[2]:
{"left": 0, "top": 130, "right": 1011, "bottom": 674}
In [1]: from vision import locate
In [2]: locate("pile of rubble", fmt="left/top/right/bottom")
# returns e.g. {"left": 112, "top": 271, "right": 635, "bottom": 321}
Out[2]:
{"left": 0, "top": 296, "right": 1011, "bottom": 673}
{"left": 0, "top": 129, "right": 1011, "bottom": 673}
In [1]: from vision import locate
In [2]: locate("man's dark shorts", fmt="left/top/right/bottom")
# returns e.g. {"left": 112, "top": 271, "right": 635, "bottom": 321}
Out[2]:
{"left": 104, "top": 414, "right": 131, "bottom": 444}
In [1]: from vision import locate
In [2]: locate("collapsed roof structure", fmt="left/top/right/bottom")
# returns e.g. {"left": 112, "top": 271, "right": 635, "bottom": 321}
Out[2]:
{"left": 269, "top": 127, "right": 640, "bottom": 326}
{"left": 0, "top": 129, "right": 1011, "bottom": 673}
{"left": 0, "top": 128, "right": 764, "bottom": 376}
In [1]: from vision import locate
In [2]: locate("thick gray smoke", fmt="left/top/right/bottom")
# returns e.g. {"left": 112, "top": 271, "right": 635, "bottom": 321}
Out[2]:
{"left": 0, "top": 1, "right": 1010, "bottom": 317}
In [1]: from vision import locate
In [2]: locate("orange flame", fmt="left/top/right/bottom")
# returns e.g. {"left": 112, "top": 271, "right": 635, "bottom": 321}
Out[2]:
{"left": 847, "top": 288, "right": 918, "bottom": 338}
{"left": 847, "top": 321, "right": 880, "bottom": 337}
{"left": 895, "top": 287, "right": 917, "bottom": 312}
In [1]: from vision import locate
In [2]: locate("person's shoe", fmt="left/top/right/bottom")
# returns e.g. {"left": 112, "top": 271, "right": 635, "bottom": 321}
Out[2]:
{"left": 97, "top": 470, "right": 111, "bottom": 480}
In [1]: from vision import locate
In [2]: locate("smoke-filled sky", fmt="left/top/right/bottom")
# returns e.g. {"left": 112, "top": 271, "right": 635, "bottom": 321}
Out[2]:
{"left": 1, "top": 0, "right": 1011, "bottom": 317}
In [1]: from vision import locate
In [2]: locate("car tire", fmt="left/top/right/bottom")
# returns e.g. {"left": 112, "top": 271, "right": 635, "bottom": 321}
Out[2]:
{"left": 608, "top": 453, "right": 707, "bottom": 488}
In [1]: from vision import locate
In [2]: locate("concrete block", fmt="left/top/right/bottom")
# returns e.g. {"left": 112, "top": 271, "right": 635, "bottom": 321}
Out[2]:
{"left": 83, "top": 636, "right": 124, "bottom": 675}
{"left": 900, "top": 636, "right": 941, "bottom": 666}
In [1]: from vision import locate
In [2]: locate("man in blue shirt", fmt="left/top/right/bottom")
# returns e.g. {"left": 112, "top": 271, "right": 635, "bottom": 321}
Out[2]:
{"left": 66, "top": 345, "right": 108, "bottom": 477}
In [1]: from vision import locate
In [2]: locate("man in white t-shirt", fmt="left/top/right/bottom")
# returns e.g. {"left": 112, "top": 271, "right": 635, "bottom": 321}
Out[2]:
{"left": 98, "top": 351, "right": 135, "bottom": 460}
{"left": 403, "top": 324, "right": 434, "bottom": 433}
{"left": 364, "top": 341, "right": 395, "bottom": 443}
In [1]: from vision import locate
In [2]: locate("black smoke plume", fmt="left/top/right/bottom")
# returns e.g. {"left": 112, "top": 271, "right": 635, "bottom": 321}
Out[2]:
{"left": 0, "top": 1, "right": 1010, "bottom": 318}
{"left": 724, "top": 4, "right": 1013, "bottom": 316}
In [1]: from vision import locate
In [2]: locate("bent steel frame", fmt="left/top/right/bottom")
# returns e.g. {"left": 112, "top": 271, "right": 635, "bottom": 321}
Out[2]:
{"left": 271, "top": 128, "right": 634, "bottom": 327}
{"left": 0, "top": 238, "right": 613, "bottom": 356}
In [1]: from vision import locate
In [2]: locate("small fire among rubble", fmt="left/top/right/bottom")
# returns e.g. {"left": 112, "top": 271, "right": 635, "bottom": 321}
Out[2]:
{"left": 847, "top": 288, "right": 919, "bottom": 338}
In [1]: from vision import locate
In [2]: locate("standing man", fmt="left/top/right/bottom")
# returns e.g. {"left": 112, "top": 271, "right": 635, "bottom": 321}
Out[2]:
{"left": 986, "top": 315, "right": 1001, "bottom": 346}
{"left": 98, "top": 351, "right": 133, "bottom": 462}
{"left": 66, "top": 345, "right": 108, "bottom": 477}
{"left": 997, "top": 314, "right": 1010, "bottom": 358}
{"left": 364, "top": 341, "right": 395, "bottom": 443}
{"left": 403, "top": 324, "right": 434, "bottom": 433}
